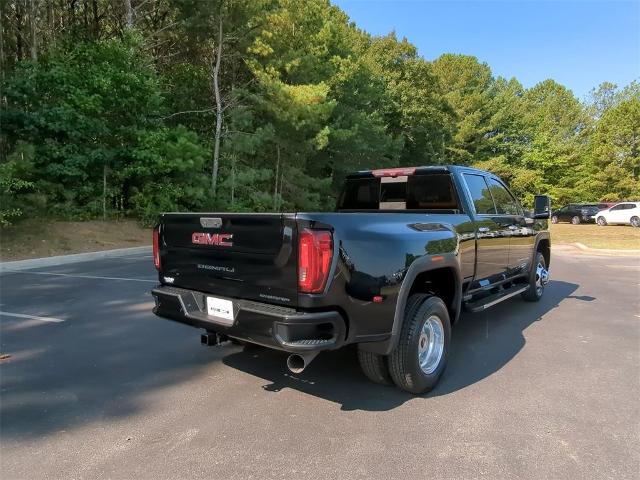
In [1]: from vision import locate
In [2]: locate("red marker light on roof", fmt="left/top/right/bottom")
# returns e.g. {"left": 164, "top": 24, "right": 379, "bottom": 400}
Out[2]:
{"left": 371, "top": 167, "right": 416, "bottom": 178}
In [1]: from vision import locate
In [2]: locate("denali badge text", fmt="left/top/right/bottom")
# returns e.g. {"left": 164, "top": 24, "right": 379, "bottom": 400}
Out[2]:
{"left": 197, "top": 264, "right": 235, "bottom": 273}
{"left": 192, "top": 232, "right": 233, "bottom": 247}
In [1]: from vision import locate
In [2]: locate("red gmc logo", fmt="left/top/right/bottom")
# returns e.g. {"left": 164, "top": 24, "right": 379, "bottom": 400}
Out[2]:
{"left": 192, "top": 232, "right": 234, "bottom": 247}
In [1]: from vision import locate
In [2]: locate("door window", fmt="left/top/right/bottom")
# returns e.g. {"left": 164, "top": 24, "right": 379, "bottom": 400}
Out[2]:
{"left": 486, "top": 178, "right": 520, "bottom": 215}
{"left": 463, "top": 174, "right": 496, "bottom": 214}
{"left": 610, "top": 204, "right": 627, "bottom": 211}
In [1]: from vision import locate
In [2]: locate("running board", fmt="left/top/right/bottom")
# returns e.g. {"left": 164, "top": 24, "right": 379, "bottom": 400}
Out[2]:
{"left": 464, "top": 285, "right": 530, "bottom": 313}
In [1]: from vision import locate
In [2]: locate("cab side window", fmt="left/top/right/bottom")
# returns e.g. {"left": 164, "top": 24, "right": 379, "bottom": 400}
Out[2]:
{"left": 463, "top": 174, "right": 496, "bottom": 214}
{"left": 486, "top": 178, "right": 520, "bottom": 215}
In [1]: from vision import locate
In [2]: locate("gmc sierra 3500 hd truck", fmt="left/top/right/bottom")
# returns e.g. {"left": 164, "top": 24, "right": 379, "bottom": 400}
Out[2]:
{"left": 151, "top": 165, "right": 551, "bottom": 394}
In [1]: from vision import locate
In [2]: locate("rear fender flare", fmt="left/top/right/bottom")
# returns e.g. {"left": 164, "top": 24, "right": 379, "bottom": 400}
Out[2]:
{"left": 362, "top": 253, "right": 462, "bottom": 355}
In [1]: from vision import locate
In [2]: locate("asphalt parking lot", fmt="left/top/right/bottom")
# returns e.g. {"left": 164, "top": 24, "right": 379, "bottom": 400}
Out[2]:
{"left": 1, "top": 249, "right": 639, "bottom": 479}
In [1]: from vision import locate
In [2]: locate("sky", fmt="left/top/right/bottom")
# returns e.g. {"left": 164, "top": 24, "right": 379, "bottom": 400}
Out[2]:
{"left": 333, "top": 0, "right": 640, "bottom": 100}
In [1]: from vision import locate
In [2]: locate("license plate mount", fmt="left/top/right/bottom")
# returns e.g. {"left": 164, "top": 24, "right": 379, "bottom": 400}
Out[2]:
{"left": 205, "top": 296, "right": 234, "bottom": 326}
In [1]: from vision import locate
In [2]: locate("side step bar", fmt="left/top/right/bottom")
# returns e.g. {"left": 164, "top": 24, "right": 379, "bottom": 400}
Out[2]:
{"left": 464, "top": 285, "right": 530, "bottom": 313}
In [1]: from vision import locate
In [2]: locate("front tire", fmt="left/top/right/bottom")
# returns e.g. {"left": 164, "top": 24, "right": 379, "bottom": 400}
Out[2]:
{"left": 388, "top": 295, "right": 451, "bottom": 395}
{"left": 522, "top": 252, "right": 548, "bottom": 302}
{"left": 631, "top": 216, "right": 640, "bottom": 228}
{"left": 597, "top": 216, "right": 607, "bottom": 226}
{"left": 571, "top": 216, "right": 581, "bottom": 225}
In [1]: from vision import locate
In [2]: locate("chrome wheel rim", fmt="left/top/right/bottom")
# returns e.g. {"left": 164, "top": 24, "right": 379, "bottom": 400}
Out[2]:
{"left": 418, "top": 315, "right": 445, "bottom": 375}
{"left": 535, "top": 261, "right": 549, "bottom": 296}
{"left": 632, "top": 218, "right": 640, "bottom": 228}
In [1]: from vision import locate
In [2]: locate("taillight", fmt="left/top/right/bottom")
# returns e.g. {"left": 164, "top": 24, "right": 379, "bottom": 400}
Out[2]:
{"left": 298, "top": 229, "right": 333, "bottom": 293}
{"left": 152, "top": 227, "right": 161, "bottom": 270}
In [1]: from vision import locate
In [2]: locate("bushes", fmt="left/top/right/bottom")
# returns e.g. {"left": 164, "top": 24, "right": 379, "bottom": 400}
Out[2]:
{"left": 0, "top": 159, "right": 34, "bottom": 226}
{"left": 1, "top": 36, "right": 210, "bottom": 224}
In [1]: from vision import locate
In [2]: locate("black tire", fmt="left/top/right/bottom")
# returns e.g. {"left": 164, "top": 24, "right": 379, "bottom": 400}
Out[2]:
{"left": 597, "top": 216, "right": 607, "bottom": 226}
{"left": 571, "top": 216, "right": 580, "bottom": 225}
{"left": 388, "top": 294, "right": 451, "bottom": 395}
{"left": 631, "top": 216, "right": 640, "bottom": 228}
{"left": 551, "top": 215, "right": 558, "bottom": 224}
{"left": 522, "top": 251, "right": 547, "bottom": 302}
{"left": 357, "top": 348, "right": 392, "bottom": 385}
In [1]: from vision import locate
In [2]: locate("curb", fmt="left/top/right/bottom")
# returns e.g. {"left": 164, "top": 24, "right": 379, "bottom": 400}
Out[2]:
{"left": 554, "top": 243, "right": 640, "bottom": 257}
{"left": 0, "top": 246, "right": 152, "bottom": 272}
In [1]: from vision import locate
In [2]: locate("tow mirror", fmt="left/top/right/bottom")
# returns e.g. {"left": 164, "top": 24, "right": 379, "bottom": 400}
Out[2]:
{"left": 533, "top": 195, "right": 551, "bottom": 219}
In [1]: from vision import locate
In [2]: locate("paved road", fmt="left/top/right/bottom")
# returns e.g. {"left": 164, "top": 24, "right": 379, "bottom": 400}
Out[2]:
{"left": 1, "top": 250, "right": 639, "bottom": 479}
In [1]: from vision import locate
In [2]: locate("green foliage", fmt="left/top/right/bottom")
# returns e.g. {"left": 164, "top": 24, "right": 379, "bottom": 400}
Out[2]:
{"left": 1, "top": 0, "right": 638, "bottom": 226}
{"left": 0, "top": 155, "right": 34, "bottom": 225}
{"left": 1, "top": 34, "right": 210, "bottom": 223}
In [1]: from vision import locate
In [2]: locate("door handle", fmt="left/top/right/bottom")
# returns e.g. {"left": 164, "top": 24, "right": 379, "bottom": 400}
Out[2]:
{"left": 478, "top": 227, "right": 490, "bottom": 233}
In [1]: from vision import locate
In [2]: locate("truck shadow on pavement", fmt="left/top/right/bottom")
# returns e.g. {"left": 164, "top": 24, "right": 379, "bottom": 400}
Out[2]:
{"left": 0, "top": 278, "right": 581, "bottom": 440}
{"left": 223, "top": 279, "right": 580, "bottom": 411}
{"left": 0, "top": 282, "right": 227, "bottom": 441}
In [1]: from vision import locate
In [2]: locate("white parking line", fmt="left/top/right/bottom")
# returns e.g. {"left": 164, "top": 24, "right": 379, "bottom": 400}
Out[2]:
{"left": 1, "top": 270, "right": 157, "bottom": 283}
{"left": 0, "top": 311, "right": 65, "bottom": 323}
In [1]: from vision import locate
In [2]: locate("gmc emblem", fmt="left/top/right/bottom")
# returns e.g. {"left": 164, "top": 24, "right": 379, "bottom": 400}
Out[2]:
{"left": 192, "top": 232, "right": 234, "bottom": 247}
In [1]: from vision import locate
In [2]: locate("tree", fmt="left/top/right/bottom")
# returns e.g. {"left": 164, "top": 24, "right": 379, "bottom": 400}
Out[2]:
{"left": 1, "top": 34, "right": 209, "bottom": 219}
{"left": 431, "top": 54, "right": 494, "bottom": 164}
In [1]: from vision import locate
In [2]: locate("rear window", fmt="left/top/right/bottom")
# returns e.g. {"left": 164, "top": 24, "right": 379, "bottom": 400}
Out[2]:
{"left": 337, "top": 174, "right": 461, "bottom": 212}
{"left": 581, "top": 205, "right": 600, "bottom": 213}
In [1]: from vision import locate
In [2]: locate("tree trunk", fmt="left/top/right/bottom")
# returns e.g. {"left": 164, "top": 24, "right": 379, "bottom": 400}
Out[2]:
{"left": 91, "top": 0, "right": 99, "bottom": 38}
{"left": 15, "top": 1, "right": 24, "bottom": 60}
{"left": 29, "top": 0, "right": 38, "bottom": 62}
{"left": 273, "top": 144, "right": 280, "bottom": 209}
{"left": 211, "top": 15, "right": 223, "bottom": 196}
{"left": 230, "top": 154, "right": 236, "bottom": 205}
{"left": 124, "top": 0, "right": 133, "bottom": 29}
{"left": 0, "top": 2, "right": 5, "bottom": 84}
{"left": 278, "top": 166, "right": 285, "bottom": 211}
{"left": 102, "top": 164, "right": 107, "bottom": 220}
{"left": 82, "top": 0, "right": 88, "bottom": 34}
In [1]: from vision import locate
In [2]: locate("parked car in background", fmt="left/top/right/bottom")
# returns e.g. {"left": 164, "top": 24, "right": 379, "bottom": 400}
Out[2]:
{"left": 595, "top": 202, "right": 640, "bottom": 227}
{"left": 550, "top": 203, "right": 609, "bottom": 224}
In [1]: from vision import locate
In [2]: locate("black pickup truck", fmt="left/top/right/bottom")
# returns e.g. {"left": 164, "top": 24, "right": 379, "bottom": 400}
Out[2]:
{"left": 151, "top": 165, "right": 551, "bottom": 394}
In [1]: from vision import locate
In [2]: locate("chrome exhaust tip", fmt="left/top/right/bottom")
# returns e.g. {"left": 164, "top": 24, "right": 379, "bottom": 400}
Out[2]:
{"left": 286, "top": 351, "right": 319, "bottom": 374}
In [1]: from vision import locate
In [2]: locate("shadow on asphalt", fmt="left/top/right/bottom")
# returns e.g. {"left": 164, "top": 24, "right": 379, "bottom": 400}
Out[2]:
{"left": 0, "top": 279, "right": 580, "bottom": 439}
{"left": 0, "top": 282, "right": 225, "bottom": 440}
{"left": 223, "top": 279, "right": 580, "bottom": 411}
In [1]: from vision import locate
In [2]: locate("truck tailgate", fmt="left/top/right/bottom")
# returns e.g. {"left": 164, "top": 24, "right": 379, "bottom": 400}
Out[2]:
{"left": 159, "top": 213, "right": 298, "bottom": 307}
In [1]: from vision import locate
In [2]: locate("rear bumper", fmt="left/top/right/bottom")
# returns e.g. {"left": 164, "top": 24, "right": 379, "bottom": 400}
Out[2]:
{"left": 151, "top": 285, "right": 346, "bottom": 352}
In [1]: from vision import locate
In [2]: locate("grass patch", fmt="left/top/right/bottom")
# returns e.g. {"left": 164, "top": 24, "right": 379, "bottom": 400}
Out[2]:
{"left": 550, "top": 223, "right": 640, "bottom": 250}
{"left": 0, "top": 219, "right": 151, "bottom": 261}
